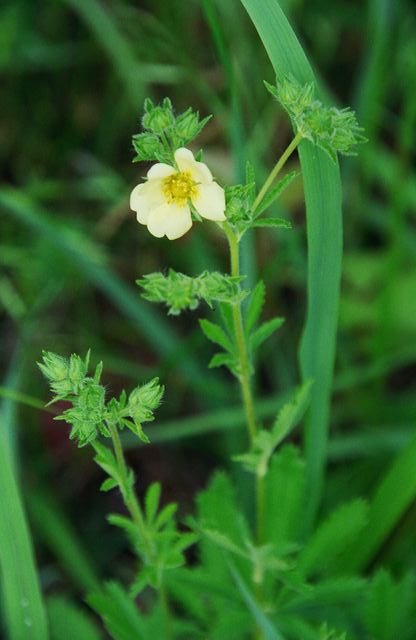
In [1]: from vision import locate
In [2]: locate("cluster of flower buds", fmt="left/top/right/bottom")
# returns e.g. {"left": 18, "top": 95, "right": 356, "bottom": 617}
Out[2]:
{"left": 265, "top": 75, "right": 366, "bottom": 161}
{"left": 138, "top": 269, "right": 246, "bottom": 315}
{"left": 39, "top": 351, "right": 164, "bottom": 446}
{"left": 132, "top": 97, "right": 211, "bottom": 164}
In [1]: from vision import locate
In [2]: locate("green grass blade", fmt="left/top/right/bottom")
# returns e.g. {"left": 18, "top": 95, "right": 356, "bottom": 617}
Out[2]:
{"left": 227, "top": 559, "right": 284, "bottom": 640}
{"left": 0, "top": 428, "right": 48, "bottom": 639}
{"left": 241, "top": 0, "right": 343, "bottom": 528}
{"left": 343, "top": 431, "right": 416, "bottom": 572}
{"left": 62, "top": 0, "right": 146, "bottom": 109}
{"left": 48, "top": 596, "right": 103, "bottom": 640}
{"left": 27, "top": 488, "right": 100, "bottom": 595}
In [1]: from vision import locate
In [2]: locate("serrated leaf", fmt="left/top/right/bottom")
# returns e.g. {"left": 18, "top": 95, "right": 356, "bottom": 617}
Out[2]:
{"left": 87, "top": 582, "right": 146, "bottom": 640}
{"left": 298, "top": 499, "right": 369, "bottom": 578}
{"left": 199, "top": 319, "right": 234, "bottom": 353}
{"left": 264, "top": 446, "right": 305, "bottom": 554}
{"left": 254, "top": 170, "right": 298, "bottom": 215}
{"left": 145, "top": 483, "right": 161, "bottom": 525}
{"left": 270, "top": 381, "right": 312, "bottom": 452}
{"left": 100, "top": 478, "right": 118, "bottom": 492}
{"left": 219, "top": 301, "right": 234, "bottom": 335}
{"left": 208, "top": 353, "right": 235, "bottom": 370}
{"left": 171, "top": 532, "right": 199, "bottom": 554}
{"left": 364, "top": 571, "right": 415, "bottom": 640}
{"left": 93, "top": 441, "right": 118, "bottom": 479}
{"left": 251, "top": 217, "right": 292, "bottom": 229}
{"left": 199, "top": 528, "right": 249, "bottom": 559}
{"left": 286, "top": 576, "right": 366, "bottom": 611}
{"left": 246, "top": 281, "right": 266, "bottom": 334}
{"left": 250, "top": 317, "right": 284, "bottom": 351}
{"left": 154, "top": 503, "right": 177, "bottom": 531}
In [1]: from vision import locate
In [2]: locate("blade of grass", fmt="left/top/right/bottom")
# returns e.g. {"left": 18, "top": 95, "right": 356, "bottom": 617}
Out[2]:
{"left": 241, "top": 0, "right": 343, "bottom": 529}
{"left": 62, "top": 0, "right": 146, "bottom": 109}
{"left": 0, "top": 426, "right": 48, "bottom": 639}
{"left": 227, "top": 558, "right": 284, "bottom": 640}
{"left": 341, "top": 430, "right": 416, "bottom": 572}
{"left": 26, "top": 488, "right": 100, "bottom": 595}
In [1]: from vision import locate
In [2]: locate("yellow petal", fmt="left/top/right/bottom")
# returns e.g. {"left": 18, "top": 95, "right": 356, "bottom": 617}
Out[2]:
{"left": 192, "top": 182, "right": 226, "bottom": 221}
{"left": 174, "top": 148, "right": 213, "bottom": 184}
{"left": 147, "top": 203, "right": 192, "bottom": 240}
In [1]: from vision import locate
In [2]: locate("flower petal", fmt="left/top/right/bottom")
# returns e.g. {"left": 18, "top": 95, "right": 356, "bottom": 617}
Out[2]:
{"left": 147, "top": 203, "right": 192, "bottom": 240}
{"left": 191, "top": 182, "right": 226, "bottom": 221}
{"left": 130, "top": 180, "right": 164, "bottom": 224}
{"left": 174, "top": 148, "right": 213, "bottom": 184}
{"left": 147, "top": 163, "right": 176, "bottom": 180}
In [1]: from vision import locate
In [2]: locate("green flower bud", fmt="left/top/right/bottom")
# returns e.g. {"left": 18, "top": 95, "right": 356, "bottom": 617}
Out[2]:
{"left": 128, "top": 378, "right": 164, "bottom": 425}
{"left": 142, "top": 105, "right": 175, "bottom": 134}
{"left": 61, "top": 379, "right": 106, "bottom": 446}
{"left": 38, "top": 351, "right": 68, "bottom": 384}
{"left": 265, "top": 75, "right": 366, "bottom": 162}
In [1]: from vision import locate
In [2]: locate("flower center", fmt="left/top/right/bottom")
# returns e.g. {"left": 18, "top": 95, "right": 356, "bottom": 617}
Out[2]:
{"left": 162, "top": 171, "right": 198, "bottom": 207}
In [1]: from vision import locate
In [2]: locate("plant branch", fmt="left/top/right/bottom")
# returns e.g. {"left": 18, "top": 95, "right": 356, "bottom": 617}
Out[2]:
{"left": 253, "top": 130, "right": 303, "bottom": 212}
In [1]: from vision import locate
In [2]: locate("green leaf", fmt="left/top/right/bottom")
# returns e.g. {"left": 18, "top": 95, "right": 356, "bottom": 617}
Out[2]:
{"left": 197, "top": 472, "right": 250, "bottom": 583}
{"left": 269, "top": 381, "right": 311, "bottom": 453}
{"left": 154, "top": 503, "right": 177, "bottom": 531}
{"left": 341, "top": 432, "right": 416, "bottom": 572}
{"left": 250, "top": 218, "right": 292, "bottom": 229}
{"left": 199, "top": 318, "right": 234, "bottom": 353}
{"left": 145, "top": 482, "right": 161, "bottom": 525}
{"left": 240, "top": 0, "right": 344, "bottom": 529}
{"left": 219, "top": 301, "right": 235, "bottom": 335}
{"left": 100, "top": 477, "right": 118, "bottom": 492}
{"left": 208, "top": 352, "right": 235, "bottom": 371}
{"left": 264, "top": 446, "right": 305, "bottom": 553}
{"left": 107, "top": 514, "right": 137, "bottom": 542}
{"left": 87, "top": 582, "right": 146, "bottom": 640}
{"left": 364, "top": 571, "right": 415, "bottom": 640}
{"left": 286, "top": 576, "right": 365, "bottom": 612}
{"left": 0, "top": 430, "right": 48, "bottom": 640}
{"left": 250, "top": 317, "right": 284, "bottom": 351}
{"left": 254, "top": 170, "right": 298, "bottom": 215}
{"left": 48, "top": 595, "right": 103, "bottom": 640}
{"left": 246, "top": 281, "right": 265, "bottom": 334}
{"left": 298, "top": 499, "right": 368, "bottom": 578}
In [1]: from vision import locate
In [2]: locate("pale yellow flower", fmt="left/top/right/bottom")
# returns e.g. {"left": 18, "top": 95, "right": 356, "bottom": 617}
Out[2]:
{"left": 130, "top": 148, "right": 226, "bottom": 240}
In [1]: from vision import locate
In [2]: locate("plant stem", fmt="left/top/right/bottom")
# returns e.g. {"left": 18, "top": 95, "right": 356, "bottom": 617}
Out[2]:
{"left": 252, "top": 130, "right": 303, "bottom": 212}
{"left": 256, "top": 473, "right": 265, "bottom": 545}
{"left": 225, "top": 226, "right": 257, "bottom": 445}
{"left": 108, "top": 425, "right": 173, "bottom": 636}
{"left": 108, "top": 422, "right": 150, "bottom": 554}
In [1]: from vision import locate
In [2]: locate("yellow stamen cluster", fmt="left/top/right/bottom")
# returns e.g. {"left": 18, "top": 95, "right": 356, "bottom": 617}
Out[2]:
{"left": 162, "top": 171, "right": 198, "bottom": 207}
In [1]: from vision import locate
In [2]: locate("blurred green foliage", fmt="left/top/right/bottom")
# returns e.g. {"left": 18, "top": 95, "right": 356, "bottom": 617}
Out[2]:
{"left": 1, "top": 0, "right": 416, "bottom": 637}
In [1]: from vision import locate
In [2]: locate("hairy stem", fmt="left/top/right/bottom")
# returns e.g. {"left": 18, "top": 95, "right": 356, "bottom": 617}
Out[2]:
{"left": 253, "top": 130, "right": 303, "bottom": 212}
{"left": 225, "top": 226, "right": 257, "bottom": 445}
{"left": 108, "top": 422, "right": 150, "bottom": 554}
